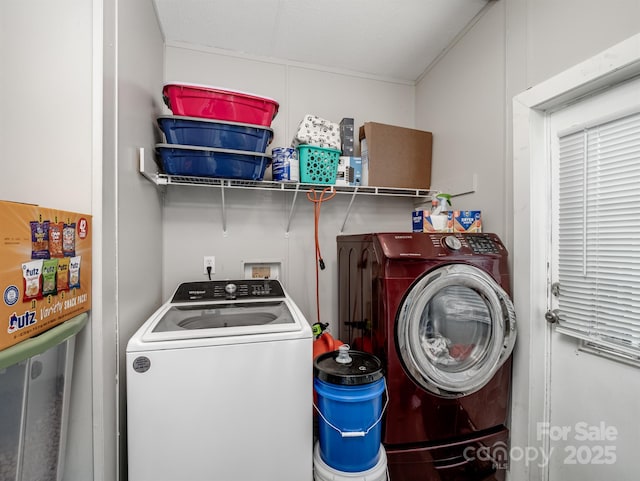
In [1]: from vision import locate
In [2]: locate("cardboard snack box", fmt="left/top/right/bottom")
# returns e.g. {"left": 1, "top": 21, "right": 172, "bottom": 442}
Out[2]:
{"left": 412, "top": 210, "right": 453, "bottom": 232}
{"left": 359, "top": 122, "right": 432, "bottom": 189}
{"left": 0, "top": 201, "right": 91, "bottom": 351}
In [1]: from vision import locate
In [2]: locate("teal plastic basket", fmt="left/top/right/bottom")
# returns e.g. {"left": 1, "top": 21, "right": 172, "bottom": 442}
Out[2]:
{"left": 298, "top": 145, "right": 340, "bottom": 184}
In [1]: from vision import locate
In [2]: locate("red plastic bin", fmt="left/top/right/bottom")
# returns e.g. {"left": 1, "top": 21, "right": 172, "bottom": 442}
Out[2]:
{"left": 163, "top": 83, "right": 279, "bottom": 127}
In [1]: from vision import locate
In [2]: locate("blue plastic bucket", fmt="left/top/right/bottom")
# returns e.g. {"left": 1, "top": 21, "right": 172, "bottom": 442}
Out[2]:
{"left": 313, "top": 348, "right": 385, "bottom": 473}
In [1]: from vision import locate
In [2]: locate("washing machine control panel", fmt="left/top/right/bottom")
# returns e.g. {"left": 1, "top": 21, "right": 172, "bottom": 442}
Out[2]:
{"left": 172, "top": 279, "right": 285, "bottom": 302}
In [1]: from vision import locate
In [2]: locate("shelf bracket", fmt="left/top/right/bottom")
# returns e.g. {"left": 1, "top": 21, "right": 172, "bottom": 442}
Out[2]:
{"left": 340, "top": 187, "right": 359, "bottom": 233}
{"left": 138, "top": 147, "right": 168, "bottom": 204}
{"left": 441, "top": 173, "right": 478, "bottom": 199}
{"left": 285, "top": 184, "right": 301, "bottom": 234}
{"left": 138, "top": 147, "right": 168, "bottom": 189}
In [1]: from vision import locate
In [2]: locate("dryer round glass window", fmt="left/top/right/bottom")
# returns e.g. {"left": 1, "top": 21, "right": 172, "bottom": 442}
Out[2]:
{"left": 420, "top": 285, "right": 492, "bottom": 372}
{"left": 396, "top": 264, "right": 516, "bottom": 397}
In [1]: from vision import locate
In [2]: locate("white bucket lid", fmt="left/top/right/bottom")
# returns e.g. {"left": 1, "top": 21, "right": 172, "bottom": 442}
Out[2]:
{"left": 313, "top": 442, "right": 388, "bottom": 481}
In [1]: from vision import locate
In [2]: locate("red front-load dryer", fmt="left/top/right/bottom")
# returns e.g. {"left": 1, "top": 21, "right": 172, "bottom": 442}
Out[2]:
{"left": 337, "top": 233, "right": 517, "bottom": 481}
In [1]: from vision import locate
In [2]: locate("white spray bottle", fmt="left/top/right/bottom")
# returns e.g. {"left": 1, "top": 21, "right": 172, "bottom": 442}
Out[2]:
{"left": 430, "top": 193, "right": 451, "bottom": 232}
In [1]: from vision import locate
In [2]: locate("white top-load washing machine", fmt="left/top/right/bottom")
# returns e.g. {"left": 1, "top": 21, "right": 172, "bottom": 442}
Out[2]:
{"left": 126, "top": 279, "right": 313, "bottom": 481}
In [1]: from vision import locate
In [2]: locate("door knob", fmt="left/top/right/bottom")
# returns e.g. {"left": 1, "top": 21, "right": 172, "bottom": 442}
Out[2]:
{"left": 545, "top": 309, "right": 560, "bottom": 324}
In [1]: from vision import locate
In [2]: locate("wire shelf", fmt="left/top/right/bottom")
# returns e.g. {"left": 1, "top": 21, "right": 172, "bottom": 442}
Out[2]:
{"left": 137, "top": 147, "right": 449, "bottom": 234}
{"left": 143, "top": 171, "right": 434, "bottom": 198}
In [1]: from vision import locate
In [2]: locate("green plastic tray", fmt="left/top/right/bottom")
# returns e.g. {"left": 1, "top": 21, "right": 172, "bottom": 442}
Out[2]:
{"left": 0, "top": 312, "right": 89, "bottom": 370}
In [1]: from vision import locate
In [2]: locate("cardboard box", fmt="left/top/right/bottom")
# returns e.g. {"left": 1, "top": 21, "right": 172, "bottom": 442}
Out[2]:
{"left": 340, "top": 117, "right": 354, "bottom": 135}
{"left": 359, "top": 122, "right": 432, "bottom": 189}
{"left": 412, "top": 210, "right": 433, "bottom": 232}
{"left": 349, "top": 157, "right": 362, "bottom": 186}
{"left": 453, "top": 210, "right": 482, "bottom": 233}
{"left": 340, "top": 118, "right": 355, "bottom": 155}
{"left": 341, "top": 143, "right": 354, "bottom": 155}
{"left": 0, "top": 201, "right": 91, "bottom": 351}
{"left": 336, "top": 156, "right": 363, "bottom": 187}
{"left": 412, "top": 210, "right": 453, "bottom": 232}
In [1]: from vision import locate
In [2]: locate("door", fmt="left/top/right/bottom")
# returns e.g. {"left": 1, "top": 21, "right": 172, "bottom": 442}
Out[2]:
{"left": 396, "top": 263, "right": 516, "bottom": 397}
{"left": 541, "top": 76, "right": 640, "bottom": 480}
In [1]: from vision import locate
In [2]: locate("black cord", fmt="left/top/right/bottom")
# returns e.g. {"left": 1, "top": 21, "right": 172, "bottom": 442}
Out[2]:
{"left": 207, "top": 265, "right": 212, "bottom": 280}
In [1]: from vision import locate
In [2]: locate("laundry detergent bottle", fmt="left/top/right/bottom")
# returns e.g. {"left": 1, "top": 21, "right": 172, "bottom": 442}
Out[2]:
{"left": 312, "top": 322, "right": 344, "bottom": 359}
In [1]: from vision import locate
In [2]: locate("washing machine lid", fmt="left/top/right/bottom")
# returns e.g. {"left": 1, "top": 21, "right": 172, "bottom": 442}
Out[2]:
{"left": 396, "top": 263, "right": 516, "bottom": 398}
{"left": 152, "top": 300, "right": 294, "bottom": 333}
{"left": 136, "top": 280, "right": 310, "bottom": 344}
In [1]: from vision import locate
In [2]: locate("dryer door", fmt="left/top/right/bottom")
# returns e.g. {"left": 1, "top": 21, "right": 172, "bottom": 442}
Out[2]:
{"left": 396, "top": 263, "right": 516, "bottom": 397}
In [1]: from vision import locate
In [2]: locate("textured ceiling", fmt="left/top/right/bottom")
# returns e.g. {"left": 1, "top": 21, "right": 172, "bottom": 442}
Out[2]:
{"left": 153, "top": 0, "right": 493, "bottom": 83}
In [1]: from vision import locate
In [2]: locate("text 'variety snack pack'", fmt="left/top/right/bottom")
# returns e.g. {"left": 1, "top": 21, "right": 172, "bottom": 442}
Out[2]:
{"left": 1, "top": 201, "right": 91, "bottom": 351}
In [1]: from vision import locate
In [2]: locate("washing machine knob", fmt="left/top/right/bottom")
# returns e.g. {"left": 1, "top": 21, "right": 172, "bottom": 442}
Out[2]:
{"left": 225, "top": 283, "right": 237, "bottom": 296}
{"left": 443, "top": 235, "right": 462, "bottom": 250}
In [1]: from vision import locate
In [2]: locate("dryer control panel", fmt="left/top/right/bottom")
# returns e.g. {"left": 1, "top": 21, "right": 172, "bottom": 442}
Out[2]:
{"left": 432, "top": 233, "right": 506, "bottom": 256}
{"left": 172, "top": 279, "right": 285, "bottom": 302}
{"left": 437, "top": 233, "right": 504, "bottom": 255}
{"left": 464, "top": 234, "right": 502, "bottom": 254}
{"left": 374, "top": 233, "right": 506, "bottom": 259}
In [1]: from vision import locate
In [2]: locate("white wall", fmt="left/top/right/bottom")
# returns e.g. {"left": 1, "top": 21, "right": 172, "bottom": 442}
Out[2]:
{"left": 415, "top": 1, "right": 640, "bottom": 480}
{"left": 0, "top": 1, "right": 95, "bottom": 480}
{"left": 162, "top": 46, "right": 425, "bottom": 327}
{"left": 2, "top": 2, "right": 164, "bottom": 481}
{"left": 416, "top": 0, "right": 640, "bottom": 257}
{"left": 415, "top": 4, "right": 506, "bottom": 237}
{"left": 524, "top": 0, "right": 640, "bottom": 88}
{"left": 113, "top": 2, "right": 165, "bottom": 480}
{"left": 164, "top": 46, "right": 418, "bottom": 153}
{"left": 416, "top": 0, "right": 640, "bottom": 254}
{"left": 0, "top": 1, "right": 93, "bottom": 212}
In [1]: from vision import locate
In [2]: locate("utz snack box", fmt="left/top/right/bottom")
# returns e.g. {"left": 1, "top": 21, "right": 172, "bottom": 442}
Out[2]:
{"left": 453, "top": 210, "right": 482, "bottom": 233}
{"left": 0, "top": 201, "right": 91, "bottom": 351}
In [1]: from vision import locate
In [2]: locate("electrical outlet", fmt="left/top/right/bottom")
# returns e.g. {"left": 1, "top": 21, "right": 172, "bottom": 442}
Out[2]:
{"left": 203, "top": 256, "right": 215, "bottom": 275}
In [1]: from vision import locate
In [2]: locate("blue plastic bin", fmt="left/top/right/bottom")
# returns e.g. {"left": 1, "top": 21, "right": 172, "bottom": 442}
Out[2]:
{"left": 155, "top": 144, "right": 272, "bottom": 180}
{"left": 157, "top": 115, "right": 273, "bottom": 152}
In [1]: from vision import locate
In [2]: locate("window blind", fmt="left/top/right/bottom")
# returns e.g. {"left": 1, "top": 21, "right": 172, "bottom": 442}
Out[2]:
{"left": 556, "top": 112, "right": 640, "bottom": 358}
